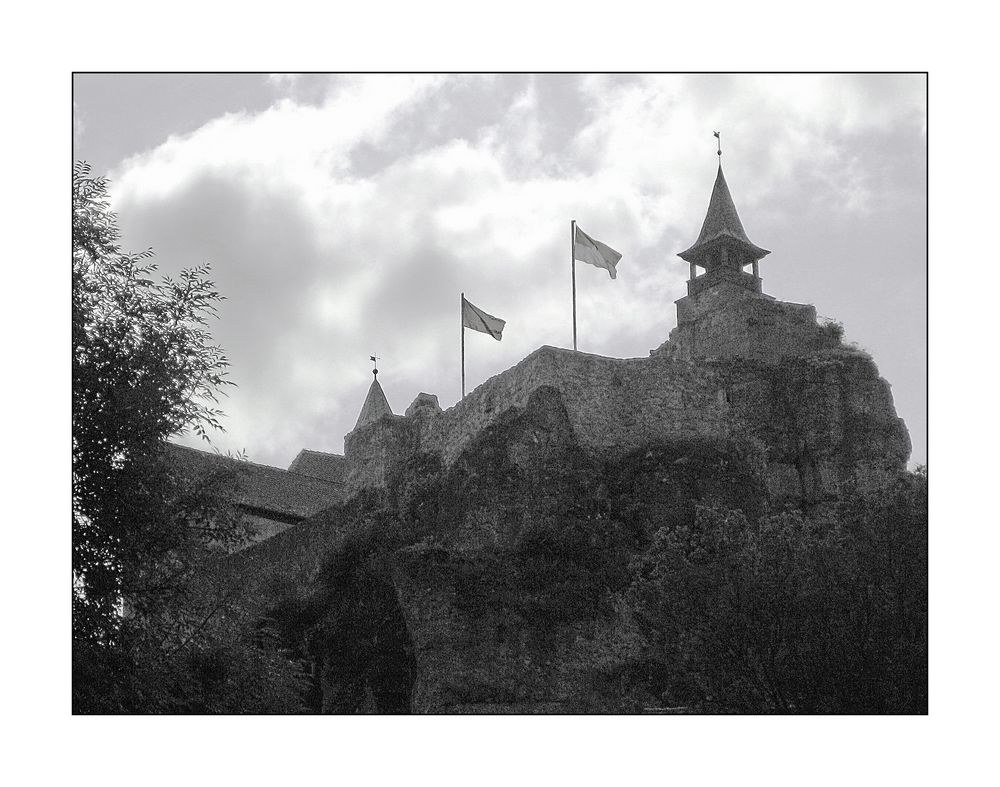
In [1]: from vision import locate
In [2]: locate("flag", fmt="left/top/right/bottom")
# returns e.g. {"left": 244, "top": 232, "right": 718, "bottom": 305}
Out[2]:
{"left": 574, "top": 225, "right": 622, "bottom": 279}
{"left": 462, "top": 296, "right": 505, "bottom": 341}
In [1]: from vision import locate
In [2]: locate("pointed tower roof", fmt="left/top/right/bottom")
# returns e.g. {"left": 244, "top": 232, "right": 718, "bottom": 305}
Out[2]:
{"left": 678, "top": 166, "right": 770, "bottom": 263}
{"left": 353, "top": 376, "right": 393, "bottom": 430}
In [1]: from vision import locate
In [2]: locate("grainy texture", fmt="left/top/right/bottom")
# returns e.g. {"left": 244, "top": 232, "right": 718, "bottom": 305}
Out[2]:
{"left": 210, "top": 282, "right": 913, "bottom": 712}
{"left": 345, "top": 340, "right": 908, "bottom": 507}
{"left": 287, "top": 449, "right": 348, "bottom": 484}
{"left": 661, "top": 280, "right": 841, "bottom": 362}
{"left": 167, "top": 443, "right": 346, "bottom": 524}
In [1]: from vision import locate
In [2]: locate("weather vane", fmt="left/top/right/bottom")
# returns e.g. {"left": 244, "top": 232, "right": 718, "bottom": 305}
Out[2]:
{"left": 714, "top": 130, "right": 722, "bottom": 159}
{"left": 370, "top": 353, "right": 379, "bottom": 378}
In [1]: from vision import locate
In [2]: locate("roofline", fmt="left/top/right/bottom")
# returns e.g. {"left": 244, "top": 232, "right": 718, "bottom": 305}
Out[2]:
{"left": 678, "top": 233, "right": 771, "bottom": 263}
{"left": 167, "top": 442, "right": 344, "bottom": 491}
{"left": 293, "top": 448, "right": 345, "bottom": 459}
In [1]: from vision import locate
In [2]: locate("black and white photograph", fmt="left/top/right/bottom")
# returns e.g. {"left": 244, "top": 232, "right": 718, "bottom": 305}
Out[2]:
{"left": 9, "top": 0, "right": 1000, "bottom": 776}
{"left": 70, "top": 72, "right": 928, "bottom": 717}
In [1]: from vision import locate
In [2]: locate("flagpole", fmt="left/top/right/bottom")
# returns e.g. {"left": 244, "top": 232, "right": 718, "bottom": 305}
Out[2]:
{"left": 571, "top": 219, "right": 577, "bottom": 351}
{"left": 461, "top": 292, "right": 466, "bottom": 398}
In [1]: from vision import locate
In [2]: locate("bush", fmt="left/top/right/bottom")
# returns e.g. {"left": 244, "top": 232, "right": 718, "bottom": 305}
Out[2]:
{"left": 628, "top": 468, "right": 927, "bottom": 712}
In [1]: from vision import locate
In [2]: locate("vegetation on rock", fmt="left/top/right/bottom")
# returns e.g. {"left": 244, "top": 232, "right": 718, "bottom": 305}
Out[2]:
{"left": 250, "top": 388, "right": 924, "bottom": 713}
{"left": 628, "top": 466, "right": 927, "bottom": 712}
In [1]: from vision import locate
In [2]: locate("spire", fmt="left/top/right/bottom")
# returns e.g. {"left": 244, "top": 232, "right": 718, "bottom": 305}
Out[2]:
{"left": 353, "top": 370, "right": 393, "bottom": 431}
{"left": 678, "top": 165, "right": 770, "bottom": 263}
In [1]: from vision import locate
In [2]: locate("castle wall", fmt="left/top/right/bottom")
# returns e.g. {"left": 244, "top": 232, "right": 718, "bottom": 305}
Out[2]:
{"left": 344, "top": 414, "right": 420, "bottom": 491}
{"left": 661, "top": 282, "right": 840, "bottom": 363}
{"left": 343, "top": 340, "right": 909, "bottom": 506}
{"left": 343, "top": 346, "right": 737, "bottom": 493}
{"left": 424, "top": 347, "right": 729, "bottom": 464}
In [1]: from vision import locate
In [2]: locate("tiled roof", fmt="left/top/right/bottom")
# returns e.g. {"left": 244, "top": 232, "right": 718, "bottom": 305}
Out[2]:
{"left": 287, "top": 449, "right": 347, "bottom": 484}
{"left": 353, "top": 377, "right": 393, "bottom": 431}
{"left": 679, "top": 166, "right": 770, "bottom": 262}
{"left": 165, "top": 443, "right": 345, "bottom": 519}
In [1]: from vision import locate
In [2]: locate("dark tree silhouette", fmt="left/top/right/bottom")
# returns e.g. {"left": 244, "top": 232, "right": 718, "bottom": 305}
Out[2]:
{"left": 72, "top": 163, "right": 306, "bottom": 712}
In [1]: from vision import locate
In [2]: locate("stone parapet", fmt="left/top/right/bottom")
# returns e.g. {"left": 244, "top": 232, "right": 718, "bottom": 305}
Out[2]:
{"left": 661, "top": 282, "right": 839, "bottom": 363}
{"left": 687, "top": 266, "right": 762, "bottom": 296}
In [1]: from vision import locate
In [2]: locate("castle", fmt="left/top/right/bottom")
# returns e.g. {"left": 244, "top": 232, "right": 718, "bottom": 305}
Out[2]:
{"left": 173, "top": 161, "right": 910, "bottom": 546}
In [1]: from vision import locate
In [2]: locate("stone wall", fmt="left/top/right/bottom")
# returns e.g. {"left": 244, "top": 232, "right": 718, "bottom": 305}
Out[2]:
{"left": 656, "top": 281, "right": 840, "bottom": 363}
{"left": 427, "top": 347, "right": 732, "bottom": 462}
{"left": 344, "top": 346, "right": 735, "bottom": 493}
{"left": 344, "top": 414, "right": 420, "bottom": 491}
{"left": 343, "top": 341, "right": 909, "bottom": 507}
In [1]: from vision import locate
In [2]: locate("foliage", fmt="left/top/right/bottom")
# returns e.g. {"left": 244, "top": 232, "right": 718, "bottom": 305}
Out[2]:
{"left": 254, "top": 384, "right": 925, "bottom": 714}
{"left": 628, "top": 468, "right": 928, "bottom": 713}
{"left": 72, "top": 163, "right": 307, "bottom": 712}
{"left": 819, "top": 319, "right": 845, "bottom": 344}
{"left": 265, "top": 514, "right": 416, "bottom": 713}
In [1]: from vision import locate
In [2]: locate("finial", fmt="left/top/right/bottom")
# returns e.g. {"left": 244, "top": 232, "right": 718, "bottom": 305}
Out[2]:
{"left": 714, "top": 130, "right": 722, "bottom": 160}
{"left": 370, "top": 353, "right": 379, "bottom": 378}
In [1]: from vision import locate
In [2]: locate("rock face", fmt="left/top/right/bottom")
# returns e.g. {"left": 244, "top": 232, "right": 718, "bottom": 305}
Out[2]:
{"left": 385, "top": 388, "right": 768, "bottom": 712}
{"left": 379, "top": 353, "right": 907, "bottom": 712}
{"left": 224, "top": 341, "right": 910, "bottom": 711}
{"left": 222, "top": 283, "right": 912, "bottom": 713}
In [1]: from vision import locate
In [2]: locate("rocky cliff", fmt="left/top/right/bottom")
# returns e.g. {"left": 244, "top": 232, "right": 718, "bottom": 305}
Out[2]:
{"left": 220, "top": 342, "right": 912, "bottom": 712}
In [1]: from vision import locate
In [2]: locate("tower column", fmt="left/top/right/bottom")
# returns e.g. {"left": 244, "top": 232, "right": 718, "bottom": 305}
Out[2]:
{"left": 690, "top": 262, "right": 697, "bottom": 280}
{"left": 752, "top": 259, "right": 759, "bottom": 279}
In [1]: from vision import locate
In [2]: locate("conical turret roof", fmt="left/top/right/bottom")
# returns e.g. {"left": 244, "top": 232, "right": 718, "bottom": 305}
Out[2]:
{"left": 678, "top": 166, "right": 770, "bottom": 262}
{"left": 353, "top": 376, "right": 393, "bottom": 431}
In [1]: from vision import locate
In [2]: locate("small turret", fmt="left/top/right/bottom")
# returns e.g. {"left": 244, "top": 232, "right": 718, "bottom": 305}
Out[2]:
{"left": 353, "top": 362, "right": 393, "bottom": 431}
{"left": 659, "top": 139, "right": 839, "bottom": 363}
{"left": 678, "top": 164, "right": 770, "bottom": 296}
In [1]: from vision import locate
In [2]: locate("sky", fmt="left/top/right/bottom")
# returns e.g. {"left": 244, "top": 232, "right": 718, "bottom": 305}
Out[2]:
{"left": 73, "top": 73, "right": 927, "bottom": 468}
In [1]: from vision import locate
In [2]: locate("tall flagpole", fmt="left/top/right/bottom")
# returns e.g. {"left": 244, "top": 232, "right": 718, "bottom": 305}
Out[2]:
{"left": 571, "top": 219, "right": 577, "bottom": 351}
{"left": 461, "top": 292, "right": 466, "bottom": 398}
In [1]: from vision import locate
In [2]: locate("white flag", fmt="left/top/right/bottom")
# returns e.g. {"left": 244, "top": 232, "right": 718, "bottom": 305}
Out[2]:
{"left": 574, "top": 225, "right": 622, "bottom": 279}
{"left": 462, "top": 296, "right": 505, "bottom": 341}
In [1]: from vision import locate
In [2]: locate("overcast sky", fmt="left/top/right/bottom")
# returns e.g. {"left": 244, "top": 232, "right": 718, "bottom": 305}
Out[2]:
{"left": 73, "top": 73, "right": 926, "bottom": 468}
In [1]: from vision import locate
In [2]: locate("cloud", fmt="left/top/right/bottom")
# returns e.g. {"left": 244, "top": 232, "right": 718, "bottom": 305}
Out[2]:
{"left": 105, "top": 74, "right": 926, "bottom": 467}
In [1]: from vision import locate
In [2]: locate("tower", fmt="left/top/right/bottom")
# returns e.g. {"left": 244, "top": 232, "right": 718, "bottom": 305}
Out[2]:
{"left": 353, "top": 365, "right": 394, "bottom": 431}
{"left": 678, "top": 164, "right": 770, "bottom": 297}
{"left": 345, "top": 358, "right": 414, "bottom": 491}
{"left": 658, "top": 154, "right": 839, "bottom": 362}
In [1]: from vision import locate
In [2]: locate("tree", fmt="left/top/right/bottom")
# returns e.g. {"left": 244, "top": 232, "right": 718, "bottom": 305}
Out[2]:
{"left": 72, "top": 163, "right": 307, "bottom": 712}
{"left": 628, "top": 468, "right": 928, "bottom": 713}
